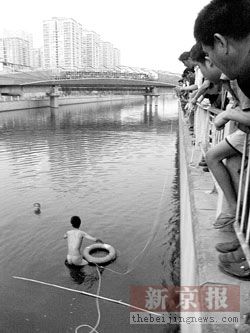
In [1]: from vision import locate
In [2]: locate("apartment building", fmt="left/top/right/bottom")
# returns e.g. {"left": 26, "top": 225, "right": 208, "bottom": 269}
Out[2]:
{"left": 42, "top": 17, "right": 121, "bottom": 71}
{"left": 113, "top": 48, "right": 121, "bottom": 68}
{"left": 0, "top": 39, "right": 4, "bottom": 62}
{"left": 100, "top": 41, "right": 114, "bottom": 69}
{"left": 0, "top": 30, "right": 34, "bottom": 68}
{"left": 32, "top": 48, "right": 44, "bottom": 69}
{"left": 43, "top": 17, "right": 83, "bottom": 69}
{"left": 0, "top": 37, "right": 30, "bottom": 67}
{"left": 82, "top": 30, "right": 101, "bottom": 69}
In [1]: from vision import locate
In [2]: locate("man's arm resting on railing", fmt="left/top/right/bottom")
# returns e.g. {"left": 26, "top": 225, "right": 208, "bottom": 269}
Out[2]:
{"left": 190, "top": 80, "right": 210, "bottom": 105}
{"left": 214, "top": 106, "right": 250, "bottom": 130}
{"left": 176, "top": 84, "right": 198, "bottom": 93}
{"left": 196, "top": 104, "right": 222, "bottom": 114}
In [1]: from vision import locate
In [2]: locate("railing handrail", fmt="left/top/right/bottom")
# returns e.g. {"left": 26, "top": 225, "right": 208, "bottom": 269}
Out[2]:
{"left": 192, "top": 98, "right": 250, "bottom": 263}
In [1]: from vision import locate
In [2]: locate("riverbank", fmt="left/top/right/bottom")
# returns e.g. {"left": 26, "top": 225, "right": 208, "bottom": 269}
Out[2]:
{"left": 179, "top": 105, "right": 250, "bottom": 333}
{"left": 0, "top": 95, "right": 143, "bottom": 112}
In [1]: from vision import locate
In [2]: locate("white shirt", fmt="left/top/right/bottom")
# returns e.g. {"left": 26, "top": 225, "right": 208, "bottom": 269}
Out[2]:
{"left": 194, "top": 66, "right": 203, "bottom": 89}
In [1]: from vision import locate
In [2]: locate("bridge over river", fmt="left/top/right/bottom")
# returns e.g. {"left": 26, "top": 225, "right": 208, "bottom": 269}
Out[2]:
{"left": 0, "top": 70, "right": 177, "bottom": 107}
{"left": 0, "top": 70, "right": 176, "bottom": 94}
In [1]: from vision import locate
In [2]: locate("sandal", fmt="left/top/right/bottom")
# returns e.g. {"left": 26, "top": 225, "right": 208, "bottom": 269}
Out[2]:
{"left": 199, "top": 161, "right": 207, "bottom": 167}
{"left": 215, "top": 239, "right": 240, "bottom": 253}
{"left": 219, "top": 261, "right": 250, "bottom": 280}
{"left": 219, "top": 247, "right": 246, "bottom": 263}
{"left": 213, "top": 214, "right": 235, "bottom": 229}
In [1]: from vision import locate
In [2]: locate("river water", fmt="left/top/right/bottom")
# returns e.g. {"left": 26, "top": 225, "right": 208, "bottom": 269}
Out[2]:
{"left": 0, "top": 94, "right": 179, "bottom": 333}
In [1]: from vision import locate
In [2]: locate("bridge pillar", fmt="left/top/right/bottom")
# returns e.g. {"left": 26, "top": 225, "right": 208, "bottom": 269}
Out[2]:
{"left": 49, "top": 86, "right": 60, "bottom": 108}
{"left": 143, "top": 93, "right": 160, "bottom": 114}
{"left": 155, "top": 95, "right": 159, "bottom": 107}
{"left": 149, "top": 95, "right": 153, "bottom": 106}
{"left": 50, "top": 95, "right": 59, "bottom": 108}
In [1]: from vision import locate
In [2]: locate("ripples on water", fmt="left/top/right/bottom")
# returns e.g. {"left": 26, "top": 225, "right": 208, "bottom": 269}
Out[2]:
{"left": 0, "top": 95, "right": 179, "bottom": 333}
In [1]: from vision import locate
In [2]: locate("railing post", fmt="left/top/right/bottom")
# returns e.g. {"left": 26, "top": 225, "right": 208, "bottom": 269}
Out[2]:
{"left": 236, "top": 134, "right": 248, "bottom": 225}
{"left": 241, "top": 140, "right": 250, "bottom": 234}
{"left": 245, "top": 144, "right": 250, "bottom": 243}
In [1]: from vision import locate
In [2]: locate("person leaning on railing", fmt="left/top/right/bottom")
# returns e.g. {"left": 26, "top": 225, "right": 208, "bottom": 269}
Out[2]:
{"left": 189, "top": 43, "right": 222, "bottom": 108}
{"left": 176, "top": 51, "right": 201, "bottom": 127}
{"left": 194, "top": 0, "right": 250, "bottom": 279}
{"left": 194, "top": 0, "right": 250, "bottom": 229}
{"left": 189, "top": 42, "right": 224, "bottom": 167}
{"left": 194, "top": 0, "right": 250, "bottom": 100}
{"left": 206, "top": 81, "right": 250, "bottom": 223}
{"left": 175, "top": 78, "right": 189, "bottom": 114}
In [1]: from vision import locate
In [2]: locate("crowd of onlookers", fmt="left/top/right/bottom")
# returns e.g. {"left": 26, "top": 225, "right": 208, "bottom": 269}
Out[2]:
{"left": 176, "top": 0, "right": 250, "bottom": 286}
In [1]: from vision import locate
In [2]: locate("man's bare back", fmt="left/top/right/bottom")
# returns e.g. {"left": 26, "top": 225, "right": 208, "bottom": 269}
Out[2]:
{"left": 65, "top": 229, "right": 89, "bottom": 266}
{"left": 64, "top": 216, "right": 101, "bottom": 266}
{"left": 66, "top": 229, "right": 86, "bottom": 255}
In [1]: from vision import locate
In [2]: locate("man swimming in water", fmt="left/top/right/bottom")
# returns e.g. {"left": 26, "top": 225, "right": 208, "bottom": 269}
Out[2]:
{"left": 64, "top": 216, "right": 102, "bottom": 266}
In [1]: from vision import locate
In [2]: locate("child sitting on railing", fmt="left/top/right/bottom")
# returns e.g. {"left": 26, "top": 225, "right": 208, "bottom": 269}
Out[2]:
{"left": 205, "top": 81, "right": 250, "bottom": 228}
{"left": 188, "top": 43, "right": 250, "bottom": 229}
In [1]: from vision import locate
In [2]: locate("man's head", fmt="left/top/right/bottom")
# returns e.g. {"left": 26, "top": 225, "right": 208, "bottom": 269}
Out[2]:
{"left": 190, "top": 43, "right": 221, "bottom": 83}
{"left": 178, "top": 51, "right": 196, "bottom": 69}
{"left": 71, "top": 216, "right": 81, "bottom": 228}
{"left": 182, "top": 68, "right": 195, "bottom": 85}
{"left": 194, "top": 0, "right": 250, "bottom": 79}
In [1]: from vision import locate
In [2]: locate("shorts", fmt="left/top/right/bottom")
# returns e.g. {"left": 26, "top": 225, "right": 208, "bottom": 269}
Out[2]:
{"left": 226, "top": 129, "right": 250, "bottom": 155}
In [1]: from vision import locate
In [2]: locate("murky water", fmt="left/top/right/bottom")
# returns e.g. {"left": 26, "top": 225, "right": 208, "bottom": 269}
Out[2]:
{"left": 0, "top": 95, "right": 179, "bottom": 333}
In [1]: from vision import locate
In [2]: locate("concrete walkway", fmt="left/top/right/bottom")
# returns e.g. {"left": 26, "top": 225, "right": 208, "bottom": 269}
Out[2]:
{"left": 181, "top": 111, "right": 250, "bottom": 333}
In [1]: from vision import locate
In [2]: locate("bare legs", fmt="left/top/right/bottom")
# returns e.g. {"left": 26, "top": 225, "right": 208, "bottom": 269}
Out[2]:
{"left": 206, "top": 140, "right": 239, "bottom": 215}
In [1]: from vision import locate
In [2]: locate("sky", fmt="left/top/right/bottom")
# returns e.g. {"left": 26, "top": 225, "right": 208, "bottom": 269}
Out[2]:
{"left": 0, "top": 0, "right": 210, "bottom": 74}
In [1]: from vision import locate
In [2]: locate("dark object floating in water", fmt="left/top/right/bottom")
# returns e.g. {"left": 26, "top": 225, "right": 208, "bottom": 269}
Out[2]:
{"left": 33, "top": 203, "right": 41, "bottom": 215}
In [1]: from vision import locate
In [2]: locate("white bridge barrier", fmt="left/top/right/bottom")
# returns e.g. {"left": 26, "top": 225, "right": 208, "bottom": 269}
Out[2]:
{"left": 194, "top": 100, "right": 250, "bottom": 266}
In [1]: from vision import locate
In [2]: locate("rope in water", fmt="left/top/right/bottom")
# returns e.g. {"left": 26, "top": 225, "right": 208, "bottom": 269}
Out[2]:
{"left": 75, "top": 172, "right": 169, "bottom": 331}
{"left": 12, "top": 275, "right": 163, "bottom": 317}
{"left": 99, "top": 173, "right": 169, "bottom": 276}
{"left": 75, "top": 266, "right": 101, "bottom": 333}
{"left": 13, "top": 173, "right": 169, "bottom": 332}
{"left": 86, "top": 173, "right": 168, "bottom": 332}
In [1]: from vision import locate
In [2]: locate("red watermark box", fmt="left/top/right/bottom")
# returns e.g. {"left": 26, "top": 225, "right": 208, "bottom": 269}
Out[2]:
{"left": 130, "top": 285, "right": 240, "bottom": 313}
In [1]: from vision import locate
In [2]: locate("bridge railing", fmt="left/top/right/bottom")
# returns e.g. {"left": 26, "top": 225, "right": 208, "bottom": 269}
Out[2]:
{"left": 235, "top": 133, "right": 250, "bottom": 263}
{"left": 193, "top": 100, "right": 250, "bottom": 265}
{"left": 52, "top": 70, "right": 155, "bottom": 81}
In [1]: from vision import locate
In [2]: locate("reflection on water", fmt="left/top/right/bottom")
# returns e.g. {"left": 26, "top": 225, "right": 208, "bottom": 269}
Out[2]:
{"left": 0, "top": 95, "right": 179, "bottom": 333}
{"left": 64, "top": 261, "right": 104, "bottom": 287}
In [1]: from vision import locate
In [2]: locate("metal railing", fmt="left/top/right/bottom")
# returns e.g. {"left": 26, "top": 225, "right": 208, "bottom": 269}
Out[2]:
{"left": 193, "top": 99, "right": 250, "bottom": 263}
{"left": 52, "top": 69, "right": 154, "bottom": 81}
{"left": 235, "top": 133, "right": 250, "bottom": 262}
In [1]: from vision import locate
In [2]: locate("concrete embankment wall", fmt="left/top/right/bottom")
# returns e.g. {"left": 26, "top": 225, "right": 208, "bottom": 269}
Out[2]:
{"left": 179, "top": 112, "right": 198, "bottom": 287}
{"left": 0, "top": 95, "right": 143, "bottom": 112}
{"left": 179, "top": 106, "right": 202, "bottom": 333}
